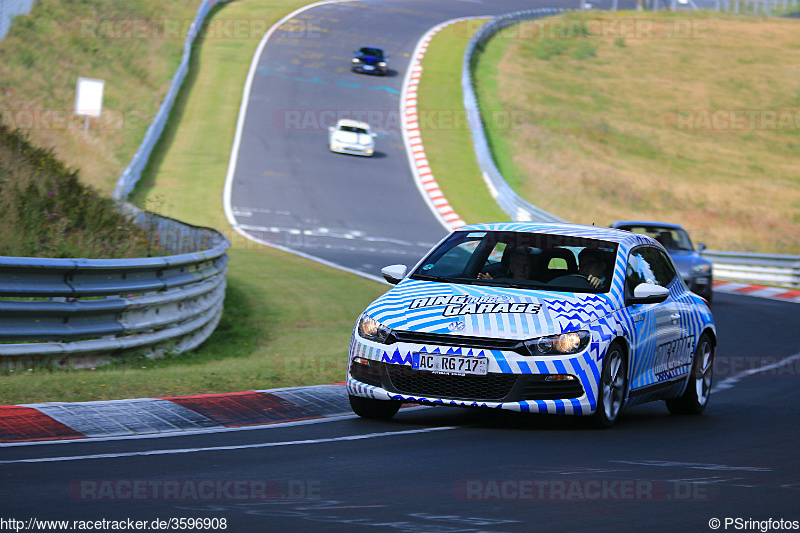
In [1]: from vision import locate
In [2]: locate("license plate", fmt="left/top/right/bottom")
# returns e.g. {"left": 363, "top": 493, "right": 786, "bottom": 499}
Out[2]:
{"left": 415, "top": 354, "right": 487, "bottom": 376}
{"left": 363, "top": 65, "right": 374, "bottom": 70}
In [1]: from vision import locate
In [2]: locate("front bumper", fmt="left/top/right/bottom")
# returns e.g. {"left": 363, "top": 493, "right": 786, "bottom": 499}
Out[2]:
{"left": 352, "top": 63, "right": 387, "bottom": 75}
{"left": 330, "top": 143, "right": 374, "bottom": 156}
{"left": 686, "top": 274, "right": 713, "bottom": 298}
{"left": 347, "top": 334, "right": 604, "bottom": 416}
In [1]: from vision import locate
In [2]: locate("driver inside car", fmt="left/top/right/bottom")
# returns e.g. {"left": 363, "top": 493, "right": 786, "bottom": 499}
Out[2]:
{"left": 478, "top": 250, "right": 533, "bottom": 280}
{"left": 578, "top": 248, "right": 608, "bottom": 289}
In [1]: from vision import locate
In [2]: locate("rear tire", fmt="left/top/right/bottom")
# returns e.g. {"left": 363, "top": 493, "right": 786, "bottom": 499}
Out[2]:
{"left": 666, "top": 333, "right": 714, "bottom": 415}
{"left": 591, "top": 343, "right": 627, "bottom": 428}
{"left": 349, "top": 394, "right": 401, "bottom": 420}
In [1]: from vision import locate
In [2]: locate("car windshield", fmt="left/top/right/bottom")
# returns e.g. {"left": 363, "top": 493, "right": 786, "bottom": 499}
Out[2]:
{"left": 620, "top": 225, "right": 694, "bottom": 251}
{"left": 340, "top": 125, "right": 368, "bottom": 135}
{"left": 410, "top": 230, "right": 618, "bottom": 293}
{"left": 359, "top": 47, "right": 383, "bottom": 58}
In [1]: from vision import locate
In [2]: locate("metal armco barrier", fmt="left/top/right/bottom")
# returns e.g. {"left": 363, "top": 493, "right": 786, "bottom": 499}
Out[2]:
{"left": 463, "top": 10, "right": 800, "bottom": 288}
{"left": 0, "top": 0, "right": 36, "bottom": 40}
{"left": 462, "top": 8, "right": 567, "bottom": 225}
{"left": 703, "top": 250, "right": 800, "bottom": 288}
{"left": 0, "top": 0, "right": 232, "bottom": 369}
{"left": 113, "top": 0, "right": 220, "bottom": 201}
{"left": 0, "top": 207, "right": 229, "bottom": 369}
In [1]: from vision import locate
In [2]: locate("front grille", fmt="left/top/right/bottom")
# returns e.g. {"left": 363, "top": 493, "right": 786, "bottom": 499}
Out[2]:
{"left": 382, "top": 363, "right": 585, "bottom": 402}
{"left": 386, "top": 364, "right": 518, "bottom": 401}
{"left": 352, "top": 359, "right": 586, "bottom": 403}
{"left": 388, "top": 330, "right": 527, "bottom": 355}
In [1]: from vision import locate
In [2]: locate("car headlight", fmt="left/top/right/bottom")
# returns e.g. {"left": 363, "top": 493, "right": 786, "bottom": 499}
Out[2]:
{"left": 691, "top": 263, "right": 711, "bottom": 274}
{"left": 357, "top": 313, "right": 392, "bottom": 343}
{"left": 352, "top": 58, "right": 360, "bottom": 63}
{"left": 524, "top": 331, "right": 590, "bottom": 356}
{"left": 378, "top": 61, "right": 386, "bottom": 67}
{"left": 330, "top": 143, "right": 340, "bottom": 150}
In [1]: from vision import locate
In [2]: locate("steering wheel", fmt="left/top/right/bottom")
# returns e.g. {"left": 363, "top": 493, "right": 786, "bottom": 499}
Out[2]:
{"left": 549, "top": 273, "right": 593, "bottom": 288}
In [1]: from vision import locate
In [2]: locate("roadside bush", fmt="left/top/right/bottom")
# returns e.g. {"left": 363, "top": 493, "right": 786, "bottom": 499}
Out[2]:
{"left": 0, "top": 124, "right": 156, "bottom": 258}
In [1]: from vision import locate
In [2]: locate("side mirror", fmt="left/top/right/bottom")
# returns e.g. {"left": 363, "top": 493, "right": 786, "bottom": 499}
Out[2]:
{"left": 628, "top": 283, "right": 670, "bottom": 305}
{"left": 381, "top": 264, "right": 407, "bottom": 285}
{"left": 371, "top": 132, "right": 377, "bottom": 137}
{"left": 697, "top": 242, "right": 706, "bottom": 252}
{"left": 328, "top": 126, "right": 335, "bottom": 132}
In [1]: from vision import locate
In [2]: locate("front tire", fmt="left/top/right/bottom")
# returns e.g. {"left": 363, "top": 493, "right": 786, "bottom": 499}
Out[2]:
{"left": 592, "top": 343, "right": 627, "bottom": 428}
{"left": 666, "top": 332, "right": 714, "bottom": 415}
{"left": 349, "top": 394, "right": 401, "bottom": 420}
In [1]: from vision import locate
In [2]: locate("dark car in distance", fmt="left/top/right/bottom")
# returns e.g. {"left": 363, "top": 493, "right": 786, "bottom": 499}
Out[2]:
{"left": 610, "top": 221, "right": 714, "bottom": 302}
{"left": 351, "top": 47, "right": 387, "bottom": 75}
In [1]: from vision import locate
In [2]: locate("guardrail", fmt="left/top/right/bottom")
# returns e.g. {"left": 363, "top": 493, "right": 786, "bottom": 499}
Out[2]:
{"left": 0, "top": 207, "right": 230, "bottom": 369}
{"left": 113, "top": 0, "right": 220, "bottom": 201}
{"left": 703, "top": 250, "right": 800, "bottom": 288}
{"left": 0, "top": 0, "right": 36, "bottom": 40}
{"left": 462, "top": 8, "right": 567, "bottom": 225}
{"left": 463, "top": 9, "right": 800, "bottom": 289}
{"left": 1, "top": 0, "right": 231, "bottom": 369}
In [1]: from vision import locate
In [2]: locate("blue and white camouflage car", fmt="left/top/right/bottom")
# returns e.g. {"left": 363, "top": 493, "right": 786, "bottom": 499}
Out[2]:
{"left": 347, "top": 222, "right": 717, "bottom": 427}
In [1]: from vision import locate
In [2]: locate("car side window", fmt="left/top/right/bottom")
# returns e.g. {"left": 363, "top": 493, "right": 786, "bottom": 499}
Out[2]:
{"left": 626, "top": 246, "right": 678, "bottom": 296}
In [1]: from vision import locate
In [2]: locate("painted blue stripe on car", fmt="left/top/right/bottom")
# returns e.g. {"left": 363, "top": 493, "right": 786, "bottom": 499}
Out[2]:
{"left": 570, "top": 399, "right": 583, "bottom": 415}
{"left": 493, "top": 351, "right": 513, "bottom": 374}
{"left": 570, "top": 357, "right": 596, "bottom": 408}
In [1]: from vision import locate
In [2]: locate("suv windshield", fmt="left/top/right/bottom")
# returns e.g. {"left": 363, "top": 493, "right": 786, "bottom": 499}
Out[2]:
{"left": 619, "top": 225, "right": 694, "bottom": 251}
{"left": 359, "top": 47, "right": 383, "bottom": 58}
{"left": 410, "top": 231, "right": 618, "bottom": 293}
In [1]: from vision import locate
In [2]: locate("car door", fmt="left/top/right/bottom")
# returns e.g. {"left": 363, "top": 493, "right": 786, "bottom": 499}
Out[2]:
{"left": 626, "top": 246, "right": 688, "bottom": 392}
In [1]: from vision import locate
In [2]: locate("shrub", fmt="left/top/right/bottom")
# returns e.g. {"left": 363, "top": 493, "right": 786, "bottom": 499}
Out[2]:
{"left": 0, "top": 124, "right": 157, "bottom": 258}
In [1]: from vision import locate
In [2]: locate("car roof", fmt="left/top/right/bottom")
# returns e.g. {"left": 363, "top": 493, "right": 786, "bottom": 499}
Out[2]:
{"left": 335, "top": 118, "right": 370, "bottom": 129}
{"left": 456, "top": 221, "right": 647, "bottom": 246}
{"left": 358, "top": 47, "right": 383, "bottom": 55}
{"left": 611, "top": 220, "right": 686, "bottom": 230}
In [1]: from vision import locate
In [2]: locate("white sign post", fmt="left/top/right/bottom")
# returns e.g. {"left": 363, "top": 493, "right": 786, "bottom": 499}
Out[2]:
{"left": 75, "top": 77, "right": 104, "bottom": 132}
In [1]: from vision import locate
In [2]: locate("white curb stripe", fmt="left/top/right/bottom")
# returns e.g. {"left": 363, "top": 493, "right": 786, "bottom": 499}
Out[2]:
{"left": 401, "top": 18, "right": 489, "bottom": 232}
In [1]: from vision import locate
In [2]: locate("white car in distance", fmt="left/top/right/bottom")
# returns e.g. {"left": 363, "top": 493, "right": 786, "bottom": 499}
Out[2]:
{"left": 328, "top": 119, "right": 376, "bottom": 157}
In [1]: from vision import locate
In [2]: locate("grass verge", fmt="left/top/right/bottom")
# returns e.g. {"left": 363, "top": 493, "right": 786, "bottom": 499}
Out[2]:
{"left": 0, "top": 0, "right": 202, "bottom": 194}
{"left": 415, "top": 20, "right": 508, "bottom": 224}
{"left": 472, "top": 11, "right": 800, "bottom": 254}
{"left": 0, "top": 0, "right": 387, "bottom": 404}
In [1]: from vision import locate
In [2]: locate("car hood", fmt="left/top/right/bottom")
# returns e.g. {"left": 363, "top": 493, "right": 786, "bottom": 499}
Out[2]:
{"left": 365, "top": 279, "right": 620, "bottom": 340}
{"left": 356, "top": 55, "right": 380, "bottom": 64}
{"left": 667, "top": 249, "right": 711, "bottom": 276}
{"left": 332, "top": 130, "right": 372, "bottom": 146}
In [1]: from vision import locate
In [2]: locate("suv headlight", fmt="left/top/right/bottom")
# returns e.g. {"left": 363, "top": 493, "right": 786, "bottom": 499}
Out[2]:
{"left": 357, "top": 313, "right": 392, "bottom": 343}
{"left": 691, "top": 263, "right": 711, "bottom": 274}
{"left": 524, "top": 331, "right": 590, "bottom": 356}
{"left": 352, "top": 58, "right": 361, "bottom": 63}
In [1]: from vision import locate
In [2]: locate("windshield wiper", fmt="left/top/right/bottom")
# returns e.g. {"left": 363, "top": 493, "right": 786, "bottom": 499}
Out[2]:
{"left": 412, "top": 274, "right": 482, "bottom": 285}
{"left": 411, "top": 274, "right": 451, "bottom": 282}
